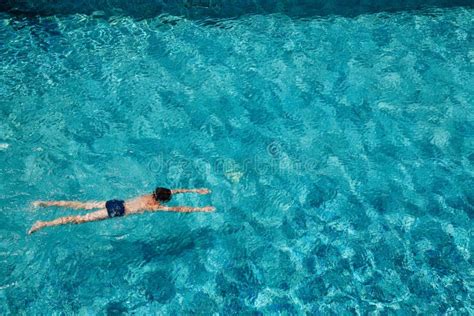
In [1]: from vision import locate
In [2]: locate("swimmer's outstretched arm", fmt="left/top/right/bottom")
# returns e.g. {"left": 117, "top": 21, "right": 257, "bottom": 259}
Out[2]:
{"left": 28, "top": 209, "right": 108, "bottom": 234}
{"left": 32, "top": 200, "right": 105, "bottom": 210}
{"left": 156, "top": 206, "right": 215, "bottom": 213}
{"left": 171, "top": 188, "right": 211, "bottom": 194}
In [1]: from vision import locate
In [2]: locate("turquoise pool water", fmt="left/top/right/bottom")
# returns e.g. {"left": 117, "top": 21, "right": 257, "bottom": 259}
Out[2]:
{"left": 1, "top": 4, "right": 473, "bottom": 314}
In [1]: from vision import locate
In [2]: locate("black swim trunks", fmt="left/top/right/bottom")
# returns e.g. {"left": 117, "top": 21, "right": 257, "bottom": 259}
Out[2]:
{"left": 106, "top": 199, "right": 125, "bottom": 218}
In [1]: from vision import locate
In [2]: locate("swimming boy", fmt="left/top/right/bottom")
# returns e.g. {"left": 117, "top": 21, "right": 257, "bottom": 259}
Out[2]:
{"left": 28, "top": 187, "right": 214, "bottom": 234}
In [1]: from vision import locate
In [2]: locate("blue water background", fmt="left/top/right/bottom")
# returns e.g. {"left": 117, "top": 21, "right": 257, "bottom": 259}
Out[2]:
{"left": 1, "top": 4, "right": 473, "bottom": 314}
{"left": 1, "top": 0, "right": 473, "bottom": 18}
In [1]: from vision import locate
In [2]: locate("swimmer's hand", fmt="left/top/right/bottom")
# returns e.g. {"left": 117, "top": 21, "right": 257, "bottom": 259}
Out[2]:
{"left": 28, "top": 221, "right": 45, "bottom": 234}
{"left": 196, "top": 189, "right": 211, "bottom": 194}
{"left": 200, "top": 206, "right": 215, "bottom": 212}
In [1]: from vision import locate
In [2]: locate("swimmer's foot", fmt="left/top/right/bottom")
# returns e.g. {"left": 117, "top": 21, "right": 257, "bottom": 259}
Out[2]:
{"left": 32, "top": 201, "right": 46, "bottom": 208}
{"left": 28, "top": 221, "right": 45, "bottom": 234}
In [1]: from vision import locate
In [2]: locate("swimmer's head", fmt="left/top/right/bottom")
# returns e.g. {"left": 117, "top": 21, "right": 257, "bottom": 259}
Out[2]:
{"left": 153, "top": 187, "right": 172, "bottom": 202}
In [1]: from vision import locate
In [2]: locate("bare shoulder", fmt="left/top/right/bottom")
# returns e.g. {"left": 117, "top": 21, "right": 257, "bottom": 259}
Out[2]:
{"left": 125, "top": 194, "right": 155, "bottom": 213}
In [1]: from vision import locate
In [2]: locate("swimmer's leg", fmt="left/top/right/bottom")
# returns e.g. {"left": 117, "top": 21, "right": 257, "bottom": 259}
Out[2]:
{"left": 32, "top": 201, "right": 105, "bottom": 210}
{"left": 28, "top": 209, "right": 108, "bottom": 234}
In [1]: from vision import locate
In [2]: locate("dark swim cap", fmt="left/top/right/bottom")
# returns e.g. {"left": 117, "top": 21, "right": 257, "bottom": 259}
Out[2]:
{"left": 153, "top": 187, "right": 172, "bottom": 202}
